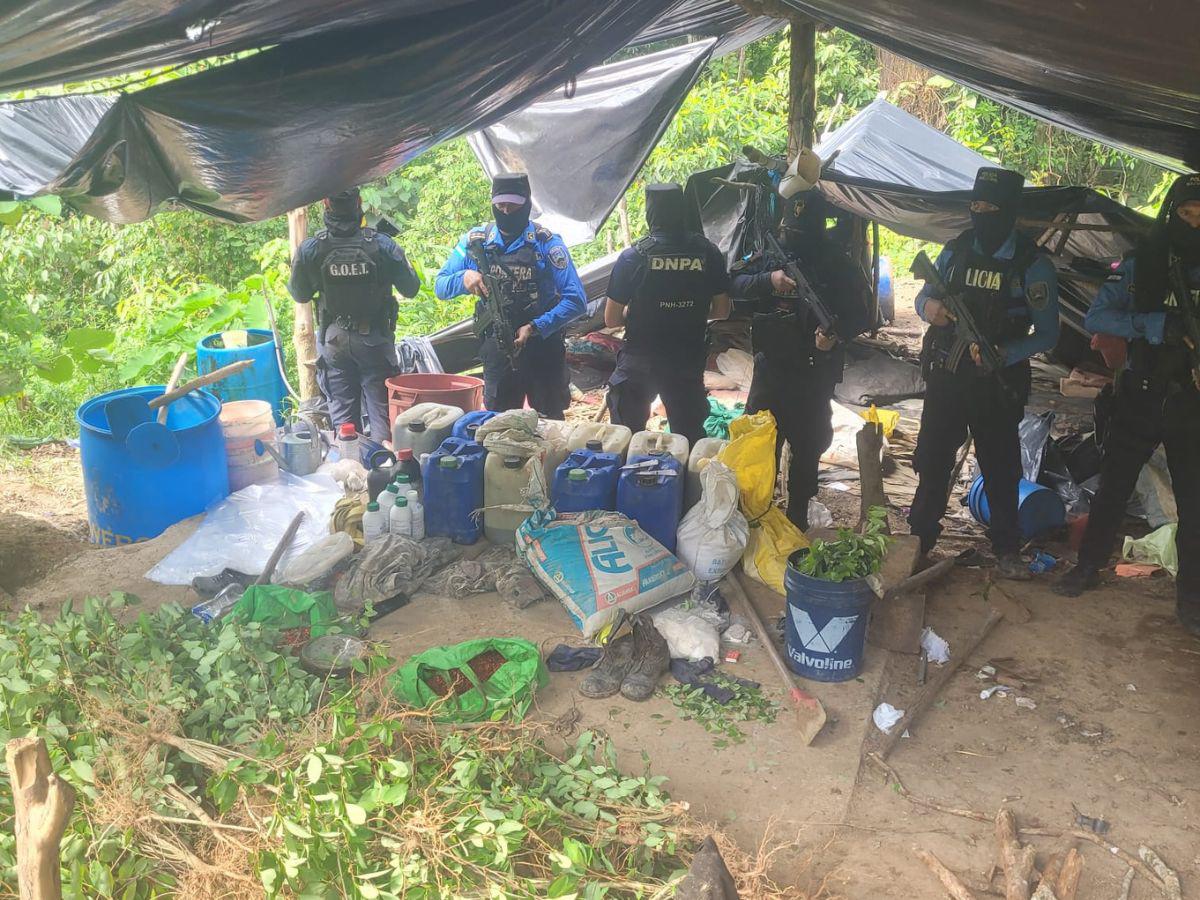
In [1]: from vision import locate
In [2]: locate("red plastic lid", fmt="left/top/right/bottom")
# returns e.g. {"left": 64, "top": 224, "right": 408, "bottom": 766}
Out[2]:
{"left": 395, "top": 448, "right": 414, "bottom": 460}
{"left": 337, "top": 423, "right": 357, "bottom": 438}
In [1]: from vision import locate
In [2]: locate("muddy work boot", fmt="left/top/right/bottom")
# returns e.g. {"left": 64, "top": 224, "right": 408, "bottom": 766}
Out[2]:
{"left": 1052, "top": 564, "right": 1101, "bottom": 597}
{"left": 620, "top": 614, "right": 670, "bottom": 702}
{"left": 579, "top": 633, "right": 635, "bottom": 699}
{"left": 191, "top": 568, "right": 256, "bottom": 598}
{"left": 994, "top": 553, "right": 1031, "bottom": 581}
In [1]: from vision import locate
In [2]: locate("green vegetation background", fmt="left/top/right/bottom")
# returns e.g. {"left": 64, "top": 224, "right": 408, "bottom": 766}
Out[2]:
{"left": 0, "top": 30, "right": 1170, "bottom": 439}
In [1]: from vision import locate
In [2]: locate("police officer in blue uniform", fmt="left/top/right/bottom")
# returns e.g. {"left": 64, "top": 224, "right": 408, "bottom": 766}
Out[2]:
{"left": 604, "top": 183, "right": 731, "bottom": 444}
{"left": 1055, "top": 173, "right": 1200, "bottom": 634}
{"left": 731, "top": 186, "right": 873, "bottom": 530}
{"left": 288, "top": 188, "right": 420, "bottom": 440}
{"left": 435, "top": 173, "right": 586, "bottom": 418}
{"left": 908, "top": 167, "right": 1060, "bottom": 579}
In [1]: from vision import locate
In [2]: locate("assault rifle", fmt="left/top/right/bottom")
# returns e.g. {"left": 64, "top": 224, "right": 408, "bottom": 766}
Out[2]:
{"left": 910, "top": 250, "right": 1008, "bottom": 376}
{"left": 1168, "top": 260, "right": 1200, "bottom": 390}
{"left": 465, "top": 237, "right": 520, "bottom": 367}
{"left": 763, "top": 230, "right": 837, "bottom": 335}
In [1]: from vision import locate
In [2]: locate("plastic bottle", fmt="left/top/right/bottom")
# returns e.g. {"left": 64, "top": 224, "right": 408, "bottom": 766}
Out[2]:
{"left": 407, "top": 489, "right": 425, "bottom": 540}
{"left": 366, "top": 449, "right": 398, "bottom": 502}
{"left": 336, "top": 422, "right": 362, "bottom": 465}
{"left": 484, "top": 453, "right": 531, "bottom": 546}
{"left": 389, "top": 495, "right": 412, "bottom": 538}
{"left": 392, "top": 402, "right": 464, "bottom": 456}
{"left": 551, "top": 448, "right": 621, "bottom": 512}
{"left": 378, "top": 482, "right": 399, "bottom": 530}
{"left": 628, "top": 430, "right": 689, "bottom": 467}
{"left": 191, "top": 583, "right": 244, "bottom": 624}
{"left": 426, "top": 440, "right": 486, "bottom": 544}
{"left": 362, "top": 501, "right": 387, "bottom": 544}
{"left": 393, "top": 449, "right": 423, "bottom": 495}
{"left": 567, "top": 422, "right": 633, "bottom": 460}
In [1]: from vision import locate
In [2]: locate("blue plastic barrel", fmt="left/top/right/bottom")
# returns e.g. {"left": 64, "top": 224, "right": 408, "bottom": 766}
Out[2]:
{"left": 878, "top": 255, "right": 894, "bottom": 323}
{"left": 196, "top": 328, "right": 287, "bottom": 424}
{"left": 617, "top": 454, "right": 684, "bottom": 552}
{"left": 423, "top": 437, "right": 486, "bottom": 544}
{"left": 552, "top": 449, "right": 621, "bottom": 513}
{"left": 452, "top": 410, "right": 498, "bottom": 442}
{"left": 967, "top": 474, "right": 1066, "bottom": 539}
{"left": 78, "top": 386, "right": 229, "bottom": 546}
{"left": 783, "top": 551, "right": 874, "bottom": 682}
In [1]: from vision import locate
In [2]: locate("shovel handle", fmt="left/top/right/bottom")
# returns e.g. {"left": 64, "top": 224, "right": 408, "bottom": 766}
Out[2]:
{"left": 156, "top": 352, "right": 189, "bottom": 425}
{"left": 148, "top": 359, "right": 254, "bottom": 410}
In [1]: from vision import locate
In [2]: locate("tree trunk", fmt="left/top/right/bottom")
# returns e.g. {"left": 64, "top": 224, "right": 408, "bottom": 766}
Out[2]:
{"left": 617, "top": 196, "right": 633, "bottom": 246}
{"left": 857, "top": 421, "right": 889, "bottom": 533}
{"left": 288, "top": 207, "right": 319, "bottom": 401}
{"left": 7, "top": 737, "right": 75, "bottom": 900}
{"left": 787, "top": 17, "right": 817, "bottom": 156}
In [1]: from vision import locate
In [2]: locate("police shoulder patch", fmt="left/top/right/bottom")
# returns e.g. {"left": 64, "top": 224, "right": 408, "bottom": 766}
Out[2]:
{"left": 467, "top": 226, "right": 488, "bottom": 243}
{"left": 534, "top": 224, "right": 553, "bottom": 242}
{"left": 548, "top": 245, "right": 569, "bottom": 269}
{"left": 1027, "top": 281, "right": 1050, "bottom": 310}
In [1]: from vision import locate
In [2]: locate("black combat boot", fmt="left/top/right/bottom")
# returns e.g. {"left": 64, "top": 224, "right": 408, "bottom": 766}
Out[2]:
{"left": 995, "top": 553, "right": 1031, "bottom": 581}
{"left": 1053, "top": 564, "right": 1101, "bottom": 597}
{"left": 620, "top": 614, "right": 670, "bottom": 702}
{"left": 579, "top": 633, "right": 635, "bottom": 699}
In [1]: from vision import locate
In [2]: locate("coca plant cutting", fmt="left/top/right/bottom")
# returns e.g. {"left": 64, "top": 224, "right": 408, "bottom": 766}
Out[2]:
{"left": 792, "top": 506, "right": 890, "bottom": 582}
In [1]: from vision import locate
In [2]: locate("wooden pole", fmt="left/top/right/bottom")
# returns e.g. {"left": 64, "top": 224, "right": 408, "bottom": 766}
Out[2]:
{"left": 617, "top": 196, "right": 633, "bottom": 247}
{"left": 6, "top": 737, "right": 75, "bottom": 900}
{"left": 288, "top": 208, "right": 319, "bottom": 401}
{"left": 787, "top": 16, "right": 817, "bottom": 156}
{"left": 157, "top": 352, "right": 189, "bottom": 425}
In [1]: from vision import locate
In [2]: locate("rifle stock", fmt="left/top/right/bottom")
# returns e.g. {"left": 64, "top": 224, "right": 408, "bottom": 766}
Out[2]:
{"left": 465, "top": 238, "right": 519, "bottom": 366}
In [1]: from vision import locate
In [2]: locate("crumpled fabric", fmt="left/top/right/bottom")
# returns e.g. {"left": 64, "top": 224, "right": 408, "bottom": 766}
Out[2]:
{"left": 1122, "top": 522, "right": 1179, "bottom": 578}
{"left": 330, "top": 495, "right": 366, "bottom": 547}
{"left": 669, "top": 657, "right": 759, "bottom": 705}
{"left": 546, "top": 644, "right": 603, "bottom": 672}
{"left": 703, "top": 397, "right": 745, "bottom": 440}
{"left": 423, "top": 545, "right": 548, "bottom": 608}
{"left": 334, "top": 535, "right": 460, "bottom": 612}
{"left": 495, "top": 563, "right": 547, "bottom": 608}
{"left": 476, "top": 409, "right": 544, "bottom": 457}
{"left": 276, "top": 531, "right": 355, "bottom": 588}
{"left": 319, "top": 457, "right": 369, "bottom": 493}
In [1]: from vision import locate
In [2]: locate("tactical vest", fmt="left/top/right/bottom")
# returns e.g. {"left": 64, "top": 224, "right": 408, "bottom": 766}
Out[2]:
{"left": 470, "top": 226, "right": 551, "bottom": 330}
{"left": 745, "top": 246, "right": 832, "bottom": 369}
{"left": 925, "top": 230, "right": 1038, "bottom": 373}
{"left": 1129, "top": 254, "right": 1200, "bottom": 384}
{"left": 624, "top": 233, "right": 714, "bottom": 362}
{"left": 316, "top": 228, "right": 386, "bottom": 323}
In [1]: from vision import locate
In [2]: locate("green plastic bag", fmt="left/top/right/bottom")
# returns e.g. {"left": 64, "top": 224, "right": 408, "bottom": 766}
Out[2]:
{"left": 231, "top": 585, "right": 338, "bottom": 637}
{"left": 390, "top": 638, "right": 547, "bottom": 722}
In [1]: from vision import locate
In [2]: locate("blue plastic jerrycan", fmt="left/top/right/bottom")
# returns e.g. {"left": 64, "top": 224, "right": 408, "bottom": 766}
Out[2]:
{"left": 423, "top": 437, "right": 486, "bottom": 544}
{"left": 617, "top": 454, "right": 684, "bottom": 553}
{"left": 551, "top": 448, "right": 621, "bottom": 513}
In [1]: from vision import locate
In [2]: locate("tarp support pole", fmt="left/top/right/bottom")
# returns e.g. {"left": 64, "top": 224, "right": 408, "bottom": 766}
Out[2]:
{"left": 787, "top": 16, "right": 817, "bottom": 154}
{"left": 287, "top": 207, "right": 319, "bottom": 402}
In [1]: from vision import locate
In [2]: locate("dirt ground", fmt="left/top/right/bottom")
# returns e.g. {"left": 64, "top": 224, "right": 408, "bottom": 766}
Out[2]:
{"left": 2, "top": 296, "right": 1198, "bottom": 898}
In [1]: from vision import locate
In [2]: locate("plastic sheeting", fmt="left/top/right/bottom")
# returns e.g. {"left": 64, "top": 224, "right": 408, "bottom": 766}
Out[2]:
{"left": 469, "top": 40, "right": 718, "bottom": 246}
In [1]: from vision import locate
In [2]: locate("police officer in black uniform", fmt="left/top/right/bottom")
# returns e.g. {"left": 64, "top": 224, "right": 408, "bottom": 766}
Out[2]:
{"left": 288, "top": 188, "right": 420, "bottom": 440}
{"left": 435, "top": 173, "right": 586, "bottom": 418}
{"left": 908, "top": 167, "right": 1060, "bottom": 579}
{"left": 604, "top": 183, "right": 731, "bottom": 444}
{"left": 731, "top": 187, "right": 873, "bottom": 531}
{"left": 1055, "top": 173, "right": 1200, "bottom": 635}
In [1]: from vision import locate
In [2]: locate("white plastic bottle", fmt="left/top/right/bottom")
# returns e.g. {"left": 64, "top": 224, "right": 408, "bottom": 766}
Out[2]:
{"left": 389, "top": 495, "right": 412, "bottom": 538}
{"left": 407, "top": 489, "right": 425, "bottom": 541}
{"left": 378, "top": 482, "right": 399, "bottom": 531}
{"left": 362, "top": 501, "right": 387, "bottom": 544}
{"left": 336, "top": 422, "right": 361, "bottom": 464}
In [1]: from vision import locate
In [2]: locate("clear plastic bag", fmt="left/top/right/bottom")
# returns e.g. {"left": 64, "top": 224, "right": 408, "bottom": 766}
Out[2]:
{"left": 147, "top": 472, "right": 344, "bottom": 585}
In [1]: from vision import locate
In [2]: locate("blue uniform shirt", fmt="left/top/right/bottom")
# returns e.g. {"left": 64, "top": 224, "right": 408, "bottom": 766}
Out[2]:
{"left": 1084, "top": 257, "right": 1200, "bottom": 347}
{"left": 916, "top": 231, "right": 1060, "bottom": 366}
{"left": 434, "top": 222, "right": 586, "bottom": 337}
{"left": 288, "top": 230, "right": 420, "bottom": 303}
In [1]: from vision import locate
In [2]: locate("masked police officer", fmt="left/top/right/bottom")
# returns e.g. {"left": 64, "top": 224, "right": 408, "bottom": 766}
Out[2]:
{"left": 604, "top": 183, "right": 731, "bottom": 444}
{"left": 435, "top": 173, "right": 586, "bottom": 418}
{"left": 288, "top": 188, "right": 420, "bottom": 441}
{"left": 908, "top": 167, "right": 1060, "bottom": 579}
{"left": 1055, "top": 173, "right": 1200, "bottom": 634}
{"left": 731, "top": 176, "right": 873, "bottom": 531}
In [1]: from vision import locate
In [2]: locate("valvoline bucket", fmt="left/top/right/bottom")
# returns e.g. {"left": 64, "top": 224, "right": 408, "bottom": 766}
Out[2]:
{"left": 386, "top": 373, "right": 484, "bottom": 424}
{"left": 783, "top": 551, "right": 874, "bottom": 682}
{"left": 617, "top": 454, "right": 684, "bottom": 552}
{"left": 423, "top": 437, "right": 485, "bottom": 544}
{"left": 967, "top": 474, "right": 1066, "bottom": 539}
{"left": 196, "top": 328, "right": 287, "bottom": 424}
{"left": 552, "top": 449, "right": 621, "bottom": 513}
{"left": 452, "top": 410, "right": 497, "bottom": 442}
{"left": 78, "top": 386, "right": 229, "bottom": 546}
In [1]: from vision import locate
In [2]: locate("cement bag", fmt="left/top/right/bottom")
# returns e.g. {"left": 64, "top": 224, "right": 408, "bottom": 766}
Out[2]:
{"left": 718, "top": 412, "right": 808, "bottom": 593}
{"left": 516, "top": 508, "right": 694, "bottom": 637}
{"left": 676, "top": 461, "right": 749, "bottom": 582}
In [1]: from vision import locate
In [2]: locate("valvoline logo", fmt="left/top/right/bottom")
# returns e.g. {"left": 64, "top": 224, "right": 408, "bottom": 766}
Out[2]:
{"left": 788, "top": 608, "right": 859, "bottom": 671}
{"left": 584, "top": 524, "right": 632, "bottom": 574}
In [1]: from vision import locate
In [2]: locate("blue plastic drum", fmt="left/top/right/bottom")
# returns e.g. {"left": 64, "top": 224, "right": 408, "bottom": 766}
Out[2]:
{"left": 197, "top": 328, "right": 287, "bottom": 424}
{"left": 967, "top": 474, "right": 1066, "bottom": 540}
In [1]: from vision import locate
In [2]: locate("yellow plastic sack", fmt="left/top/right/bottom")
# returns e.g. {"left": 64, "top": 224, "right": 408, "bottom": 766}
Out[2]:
{"left": 861, "top": 404, "right": 900, "bottom": 438}
{"left": 718, "top": 411, "right": 808, "bottom": 593}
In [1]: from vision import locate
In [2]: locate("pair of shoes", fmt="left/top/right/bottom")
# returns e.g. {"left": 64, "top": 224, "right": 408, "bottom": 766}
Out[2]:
{"left": 995, "top": 553, "right": 1031, "bottom": 581}
{"left": 1052, "top": 565, "right": 1100, "bottom": 597}
{"left": 578, "top": 614, "right": 670, "bottom": 701}
{"left": 191, "top": 568, "right": 256, "bottom": 598}
{"left": 1176, "top": 597, "right": 1200, "bottom": 637}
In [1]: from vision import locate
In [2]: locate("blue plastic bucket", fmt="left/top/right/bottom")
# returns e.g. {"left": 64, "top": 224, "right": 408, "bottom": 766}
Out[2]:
{"left": 783, "top": 551, "right": 874, "bottom": 682}
{"left": 197, "top": 328, "right": 287, "bottom": 424}
{"left": 967, "top": 474, "right": 1066, "bottom": 539}
{"left": 78, "top": 386, "right": 229, "bottom": 546}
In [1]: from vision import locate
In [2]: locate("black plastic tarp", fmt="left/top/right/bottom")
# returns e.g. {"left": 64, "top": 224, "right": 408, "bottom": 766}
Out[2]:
{"left": 775, "top": 0, "right": 1200, "bottom": 170}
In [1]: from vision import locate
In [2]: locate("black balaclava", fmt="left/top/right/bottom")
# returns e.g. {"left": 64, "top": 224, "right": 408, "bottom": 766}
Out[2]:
{"left": 491, "top": 172, "right": 532, "bottom": 242}
{"left": 1165, "top": 173, "right": 1200, "bottom": 262}
{"left": 778, "top": 188, "right": 826, "bottom": 255}
{"left": 645, "top": 183, "right": 686, "bottom": 236}
{"left": 970, "top": 167, "right": 1023, "bottom": 256}
{"left": 323, "top": 188, "right": 362, "bottom": 237}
